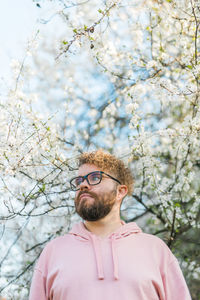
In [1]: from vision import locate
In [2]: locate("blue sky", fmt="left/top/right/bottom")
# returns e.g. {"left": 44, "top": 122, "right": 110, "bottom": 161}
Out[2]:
{"left": 0, "top": 0, "right": 40, "bottom": 79}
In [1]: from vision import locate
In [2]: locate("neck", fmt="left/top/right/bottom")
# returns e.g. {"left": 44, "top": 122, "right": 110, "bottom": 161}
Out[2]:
{"left": 84, "top": 208, "right": 122, "bottom": 238}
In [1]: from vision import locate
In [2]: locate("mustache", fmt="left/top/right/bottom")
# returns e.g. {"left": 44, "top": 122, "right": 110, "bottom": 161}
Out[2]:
{"left": 77, "top": 190, "right": 97, "bottom": 201}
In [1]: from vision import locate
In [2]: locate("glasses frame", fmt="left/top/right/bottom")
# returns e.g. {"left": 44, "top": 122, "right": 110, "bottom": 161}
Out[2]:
{"left": 70, "top": 171, "right": 121, "bottom": 191}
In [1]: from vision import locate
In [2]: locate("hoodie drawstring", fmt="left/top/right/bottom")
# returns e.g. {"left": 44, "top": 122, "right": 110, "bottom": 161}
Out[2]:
{"left": 91, "top": 234, "right": 119, "bottom": 281}
{"left": 70, "top": 221, "right": 142, "bottom": 281}
{"left": 91, "top": 235, "right": 105, "bottom": 280}
{"left": 111, "top": 235, "right": 119, "bottom": 280}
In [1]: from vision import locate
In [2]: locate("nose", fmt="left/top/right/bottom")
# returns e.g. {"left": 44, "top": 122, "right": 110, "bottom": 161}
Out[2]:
{"left": 79, "top": 178, "right": 90, "bottom": 191}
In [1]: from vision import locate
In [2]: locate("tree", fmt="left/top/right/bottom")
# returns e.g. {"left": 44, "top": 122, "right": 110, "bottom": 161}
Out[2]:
{"left": 0, "top": 0, "right": 199, "bottom": 299}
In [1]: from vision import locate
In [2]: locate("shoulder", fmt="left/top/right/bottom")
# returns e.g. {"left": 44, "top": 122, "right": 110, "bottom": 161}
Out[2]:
{"left": 43, "top": 233, "right": 73, "bottom": 252}
{"left": 139, "top": 232, "right": 167, "bottom": 243}
{"left": 37, "top": 233, "right": 72, "bottom": 261}
{"left": 136, "top": 231, "right": 169, "bottom": 246}
{"left": 135, "top": 232, "right": 176, "bottom": 262}
{"left": 34, "top": 233, "right": 73, "bottom": 272}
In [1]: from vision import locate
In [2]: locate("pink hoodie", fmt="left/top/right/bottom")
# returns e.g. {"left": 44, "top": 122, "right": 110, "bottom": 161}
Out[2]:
{"left": 29, "top": 222, "right": 191, "bottom": 300}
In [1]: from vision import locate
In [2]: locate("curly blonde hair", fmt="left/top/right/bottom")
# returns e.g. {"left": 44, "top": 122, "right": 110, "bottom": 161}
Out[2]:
{"left": 78, "top": 149, "right": 134, "bottom": 196}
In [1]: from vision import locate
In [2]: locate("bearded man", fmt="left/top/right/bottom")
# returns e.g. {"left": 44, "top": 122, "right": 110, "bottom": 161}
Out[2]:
{"left": 29, "top": 149, "right": 191, "bottom": 300}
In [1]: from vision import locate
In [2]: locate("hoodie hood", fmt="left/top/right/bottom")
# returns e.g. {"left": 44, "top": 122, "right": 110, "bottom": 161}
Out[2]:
{"left": 69, "top": 221, "right": 142, "bottom": 281}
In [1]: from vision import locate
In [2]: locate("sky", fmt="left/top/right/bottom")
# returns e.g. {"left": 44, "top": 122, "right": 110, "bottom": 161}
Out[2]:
{"left": 0, "top": 0, "right": 65, "bottom": 84}
{"left": 0, "top": 0, "right": 40, "bottom": 80}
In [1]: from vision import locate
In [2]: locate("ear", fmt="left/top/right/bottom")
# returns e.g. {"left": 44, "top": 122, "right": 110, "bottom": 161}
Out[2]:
{"left": 116, "top": 185, "right": 128, "bottom": 202}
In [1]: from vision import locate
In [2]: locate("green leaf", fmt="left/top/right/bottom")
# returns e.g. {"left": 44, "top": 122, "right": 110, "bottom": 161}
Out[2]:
{"left": 39, "top": 184, "right": 46, "bottom": 192}
{"left": 3, "top": 152, "right": 9, "bottom": 161}
{"left": 146, "top": 26, "right": 151, "bottom": 32}
{"left": 159, "top": 45, "right": 164, "bottom": 52}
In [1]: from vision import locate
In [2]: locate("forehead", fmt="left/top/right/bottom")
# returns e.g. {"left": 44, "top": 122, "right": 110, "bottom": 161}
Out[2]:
{"left": 78, "top": 164, "right": 102, "bottom": 176}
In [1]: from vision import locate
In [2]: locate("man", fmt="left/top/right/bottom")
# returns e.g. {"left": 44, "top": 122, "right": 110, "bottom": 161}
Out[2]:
{"left": 29, "top": 149, "right": 191, "bottom": 300}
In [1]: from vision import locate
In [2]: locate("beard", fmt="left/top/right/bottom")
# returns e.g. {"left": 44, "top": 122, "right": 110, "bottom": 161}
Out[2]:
{"left": 75, "top": 188, "right": 117, "bottom": 221}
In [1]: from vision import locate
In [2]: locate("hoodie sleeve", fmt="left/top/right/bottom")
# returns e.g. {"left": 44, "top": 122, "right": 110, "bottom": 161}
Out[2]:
{"left": 162, "top": 258, "right": 191, "bottom": 300}
{"left": 29, "top": 243, "right": 50, "bottom": 300}
{"left": 29, "top": 268, "right": 47, "bottom": 300}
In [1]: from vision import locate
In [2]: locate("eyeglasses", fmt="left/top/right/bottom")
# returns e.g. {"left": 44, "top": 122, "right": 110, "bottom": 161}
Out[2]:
{"left": 70, "top": 171, "right": 121, "bottom": 191}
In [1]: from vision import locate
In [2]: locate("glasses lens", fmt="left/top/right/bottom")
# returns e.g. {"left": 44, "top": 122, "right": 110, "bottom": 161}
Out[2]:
{"left": 71, "top": 177, "right": 83, "bottom": 190}
{"left": 88, "top": 172, "right": 101, "bottom": 185}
